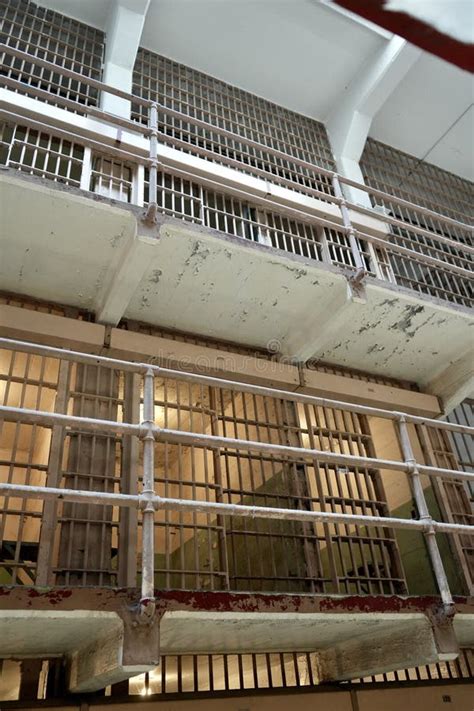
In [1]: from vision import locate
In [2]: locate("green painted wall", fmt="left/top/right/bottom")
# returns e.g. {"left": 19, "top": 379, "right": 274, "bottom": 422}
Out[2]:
{"left": 391, "top": 486, "right": 467, "bottom": 596}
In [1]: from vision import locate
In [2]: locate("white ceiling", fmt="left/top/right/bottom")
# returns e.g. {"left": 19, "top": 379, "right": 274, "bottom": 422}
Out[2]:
{"left": 371, "top": 53, "right": 474, "bottom": 180}
{"left": 35, "top": 0, "right": 474, "bottom": 181}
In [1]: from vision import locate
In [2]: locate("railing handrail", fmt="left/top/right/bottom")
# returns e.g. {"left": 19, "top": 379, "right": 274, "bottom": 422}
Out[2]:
{"left": 2, "top": 42, "right": 473, "bottom": 246}
{"left": 0, "top": 337, "right": 472, "bottom": 435}
{"left": 0, "top": 42, "right": 153, "bottom": 109}
{"left": 0, "top": 336, "right": 472, "bottom": 608}
{"left": 1, "top": 403, "right": 472, "bottom": 483}
{"left": 1, "top": 103, "right": 472, "bottom": 281}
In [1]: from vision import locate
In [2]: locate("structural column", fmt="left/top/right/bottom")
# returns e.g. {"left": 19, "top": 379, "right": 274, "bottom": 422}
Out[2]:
{"left": 101, "top": 0, "right": 151, "bottom": 118}
{"left": 326, "top": 36, "right": 420, "bottom": 205}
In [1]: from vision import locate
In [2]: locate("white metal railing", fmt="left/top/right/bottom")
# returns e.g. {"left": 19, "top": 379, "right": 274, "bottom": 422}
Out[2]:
{"left": 0, "top": 337, "right": 473, "bottom": 616}
{"left": 0, "top": 44, "right": 472, "bottom": 308}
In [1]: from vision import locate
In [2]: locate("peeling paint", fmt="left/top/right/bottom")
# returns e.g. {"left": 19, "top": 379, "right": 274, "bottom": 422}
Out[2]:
{"left": 379, "top": 299, "right": 398, "bottom": 308}
{"left": 389, "top": 304, "right": 424, "bottom": 336}
{"left": 149, "top": 269, "right": 162, "bottom": 284}
{"left": 367, "top": 344, "right": 385, "bottom": 354}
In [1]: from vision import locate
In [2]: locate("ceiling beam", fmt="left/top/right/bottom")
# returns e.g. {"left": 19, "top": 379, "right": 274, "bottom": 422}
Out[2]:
{"left": 95, "top": 226, "right": 157, "bottom": 327}
{"left": 101, "top": 0, "right": 151, "bottom": 117}
{"left": 326, "top": 36, "right": 421, "bottom": 205}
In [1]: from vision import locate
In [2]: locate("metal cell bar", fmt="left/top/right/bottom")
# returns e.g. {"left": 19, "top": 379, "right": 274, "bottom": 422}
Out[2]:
{"left": 209, "top": 387, "right": 230, "bottom": 590}
{"left": 118, "top": 372, "right": 140, "bottom": 587}
{"left": 35, "top": 359, "right": 70, "bottom": 585}
{"left": 1, "top": 43, "right": 149, "bottom": 109}
{"left": 348, "top": 199, "right": 474, "bottom": 255}
{"left": 417, "top": 421, "right": 474, "bottom": 595}
{"left": 0, "top": 75, "right": 148, "bottom": 136}
{"left": 354, "top": 228, "right": 472, "bottom": 280}
{"left": 342, "top": 180, "right": 472, "bottom": 234}
{"left": 397, "top": 416, "right": 453, "bottom": 606}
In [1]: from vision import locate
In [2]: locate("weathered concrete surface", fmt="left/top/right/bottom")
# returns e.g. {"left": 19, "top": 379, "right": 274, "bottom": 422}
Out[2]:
{"left": 0, "top": 609, "right": 156, "bottom": 693}
{"left": 1, "top": 172, "right": 472, "bottom": 394}
{"left": 0, "top": 588, "right": 472, "bottom": 689}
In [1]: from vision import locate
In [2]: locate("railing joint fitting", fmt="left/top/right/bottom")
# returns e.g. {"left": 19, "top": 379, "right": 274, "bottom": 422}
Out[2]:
{"left": 419, "top": 515, "right": 435, "bottom": 534}
{"left": 349, "top": 267, "right": 367, "bottom": 285}
{"left": 405, "top": 459, "right": 417, "bottom": 474}
{"left": 136, "top": 597, "right": 156, "bottom": 625}
{"left": 140, "top": 421, "right": 156, "bottom": 441}
{"left": 143, "top": 203, "right": 158, "bottom": 226}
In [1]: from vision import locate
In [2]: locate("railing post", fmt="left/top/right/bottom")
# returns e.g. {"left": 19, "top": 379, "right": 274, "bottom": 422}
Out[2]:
{"left": 332, "top": 174, "right": 366, "bottom": 281}
{"left": 144, "top": 102, "right": 159, "bottom": 224}
{"left": 397, "top": 415, "right": 453, "bottom": 608}
{"left": 140, "top": 367, "right": 156, "bottom": 620}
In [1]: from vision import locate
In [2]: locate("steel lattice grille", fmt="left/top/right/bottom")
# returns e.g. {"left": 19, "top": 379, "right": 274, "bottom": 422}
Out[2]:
{"left": 0, "top": 349, "right": 59, "bottom": 585}
{"left": 0, "top": 122, "right": 84, "bottom": 185}
{"left": 148, "top": 379, "right": 406, "bottom": 595}
{"left": 126, "top": 648, "right": 474, "bottom": 696}
{"left": 414, "top": 412, "right": 474, "bottom": 595}
{"left": 144, "top": 168, "right": 325, "bottom": 261}
{"left": 447, "top": 400, "right": 474, "bottom": 498}
{"left": 2, "top": 648, "right": 473, "bottom": 700}
{"left": 0, "top": 0, "right": 104, "bottom": 107}
{"left": 132, "top": 49, "right": 335, "bottom": 198}
{"left": 0, "top": 345, "right": 409, "bottom": 595}
{"left": 361, "top": 139, "right": 473, "bottom": 308}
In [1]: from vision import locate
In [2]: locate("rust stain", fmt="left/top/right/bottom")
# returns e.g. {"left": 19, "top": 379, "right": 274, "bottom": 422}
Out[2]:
{"left": 1, "top": 587, "right": 471, "bottom": 620}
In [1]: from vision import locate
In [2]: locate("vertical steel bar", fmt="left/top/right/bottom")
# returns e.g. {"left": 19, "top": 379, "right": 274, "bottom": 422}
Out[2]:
{"left": 36, "top": 359, "right": 70, "bottom": 585}
{"left": 140, "top": 368, "right": 156, "bottom": 612}
{"left": 416, "top": 423, "right": 473, "bottom": 595}
{"left": 118, "top": 372, "right": 141, "bottom": 588}
{"left": 332, "top": 174, "right": 365, "bottom": 274}
{"left": 397, "top": 416, "right": 453, "bottom": 606}
{"left": 209, "top": 387, "right": 230, "bottom": 590}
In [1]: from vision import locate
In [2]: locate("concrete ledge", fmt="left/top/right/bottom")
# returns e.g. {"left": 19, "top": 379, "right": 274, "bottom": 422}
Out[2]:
{"left": 0, "top": 610, "right": 156, "bottom": 693}
{"left": 1, "top": 170, "right": 471, "bottom": 396}
{"left": 0, "top": 589, "right": 470, "bottom": 688}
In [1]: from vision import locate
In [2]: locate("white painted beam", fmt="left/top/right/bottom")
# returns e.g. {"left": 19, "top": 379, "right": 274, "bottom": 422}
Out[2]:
{"left": 288, "top": 280, "right": 366, "bottom": 364}
{"left": 101, "top": 0, "right": 151, "bottom": 118}
{"left": 425, "top": 349, "right": 474, "bottom": 415}
{"left": 326, "top": 36, "right": 421, "bottom": 206}
{"left": 95, "top": 225, "right": 158, "bottom": 326}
